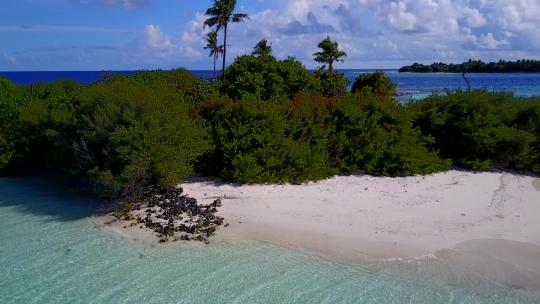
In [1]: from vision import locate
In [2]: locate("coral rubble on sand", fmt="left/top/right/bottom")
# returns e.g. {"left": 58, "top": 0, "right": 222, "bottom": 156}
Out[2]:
{"left": 113, "top": 186, "right": 224, "bottom": 243}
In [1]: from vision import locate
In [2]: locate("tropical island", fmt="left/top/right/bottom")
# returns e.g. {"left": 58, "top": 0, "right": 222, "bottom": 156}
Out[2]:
{"left": 399, "top": 59, "right": 540, "bottom": 73}
{"left": 2, "top": 0, "right": 540, "bottom": 244}
{"left": 0, "top": 0, "right": 539, "bottom": 250}
{"left": 2, "top": 1, "right": 540, "bottom": 301}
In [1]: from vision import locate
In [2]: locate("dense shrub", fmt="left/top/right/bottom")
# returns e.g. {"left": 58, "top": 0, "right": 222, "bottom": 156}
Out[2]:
{"left": 351, "top": 71, "right": 396, "bottom": 96}
{"left": 198, "top": 96, "right": 336, "bottom": 184}
{"left": 198, "top": 91, "right": 450, "bottom": 183}
{"left": 410, "top": 91, "right": 540, "bottom": 173}
{"left": 329, "top": 92, "right": 450, "bottom": 176}
{"left": 0, "top": 79, "right": 81, "bottom": 173}
{"left": 2, "top": 68, "right": 538, "bottom": 198}
{"left": 314, "top": 71, "right": 349, "bottom": 97}
{"left": 0, "top": 77, "right": 20, "bottom": 169}
{"left": 0, "top": 71, "right": 211, "bottom": 196}
{"left": 223, "top": 55, "right": 320, "bottom": 100}
{"left": 104, "top": 69, "right": 218, "bottom": 105}
{"left": 72, "top": 77, "right": 209, "bottom": 196}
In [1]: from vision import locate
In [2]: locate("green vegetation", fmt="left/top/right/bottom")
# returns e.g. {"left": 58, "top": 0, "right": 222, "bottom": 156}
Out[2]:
{"left": 252, "top": 39, "right": 273, "bottom": 58}
{"left": 71, "top": 74, "right": 209, "bottom": 197}
{"left": 197, "top": 96, "right": 337, "bottom": 184}
{"left": 1, "top": 41, "right": 539, "bottom": 199}
{"left": 0, "top": 77, "right": 21, "bottom": 168}
{"left": 222, "top": 39, "right": 349, "bottom": 99}
{"left": 410, "top": 91, "right": 540, "bottom": 173}
{"left": 313, "top": 36, "right": 347, "bottom": 74}
{"left": 399, "top": 59, "right": 540, "bottom": 73}
{"left": 351, "top": 71, "right": 396, "bottom": 97}
{"left": 222, "top": 53, "right": 320, "bottom": 100}
{"left": 204, "top": 30, "right": 224, "bottom": 82}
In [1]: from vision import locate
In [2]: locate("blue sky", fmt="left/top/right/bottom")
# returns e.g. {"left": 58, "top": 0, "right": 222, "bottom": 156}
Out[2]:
{"left": 1, "top": 0, "right": 539, "bottom": 71}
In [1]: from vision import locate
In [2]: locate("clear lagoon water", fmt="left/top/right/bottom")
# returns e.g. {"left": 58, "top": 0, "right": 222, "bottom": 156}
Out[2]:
{"left": 1, "top": 70, "right": 539, "bottom": 100}
{"left": 1, "top": 177, "right": 540, "bottom": 304}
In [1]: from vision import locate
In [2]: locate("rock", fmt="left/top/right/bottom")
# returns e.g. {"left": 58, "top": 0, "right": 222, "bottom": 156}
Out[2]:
{"left": 117, "top": 184, "right": 224, "bottom": 243}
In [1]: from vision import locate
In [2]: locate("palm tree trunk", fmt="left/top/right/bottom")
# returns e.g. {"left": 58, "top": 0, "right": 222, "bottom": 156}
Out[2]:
{"left": 329, "top": 61, "right": 333, "bottom": 74}
{"left": 213, "top": 54, "right": 217, "bottom": 82}
{"left": 222, "top": 23, "right": 228, "bottom": 84}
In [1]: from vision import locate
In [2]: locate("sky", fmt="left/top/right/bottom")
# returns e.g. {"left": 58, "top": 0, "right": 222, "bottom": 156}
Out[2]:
{"left": 1, "top": 0, "right": 539, "bottom": 71}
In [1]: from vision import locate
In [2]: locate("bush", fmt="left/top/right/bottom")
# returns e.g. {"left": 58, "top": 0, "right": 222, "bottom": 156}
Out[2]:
{"left": 329, "top": 91, "right": 450, "bottom": 176}
{"left": 315, "top": 71, "right": 349, "bottom": 97}
{"left": 103, "top": 69, "right": 218, "bottom": 105}
{"left": 133, "top": 69, "right": 218, "bottom": 105}
{"left": 198, "top": 91, "right": 450, "bottom": 183}
{"left": 223, "top": 55, "right": 320, "bottom": 100}
{"left": 351, "top": 71, "right": 396, "bottom": 96}
{"left": 72, "top": 77, "right": 210, "bottom": 196}
{"left": 0, "top": 77, "right": 20, "bottom": 169}
{"left": 198, "top": 96, "right": 336, "bottom": 184}
{"left": 3, "top": 69, "right": 537, "bottom": 199}
{"left": 1, "top": 70, "right": 213, "bottom": 195}
{"left": 410, "top": 91, "right": 540, "bottom": 173}
{"left": 0, "top": 79, "right": 81, "bottom": 173}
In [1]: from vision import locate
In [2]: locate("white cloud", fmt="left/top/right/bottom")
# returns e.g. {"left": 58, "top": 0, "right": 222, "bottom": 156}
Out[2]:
{"left": 3, "top": 0, "right": 540, "bottom": 70}
{"left": 144, "top": 24, "right": 172, "bottom": 50}
{"left": 462, "top": 7, "right": 486, "bottom": 27}
{"left": 178, "top": 0, "right": 539, "bottom": 67}
{"left": 387, "top": 2, "right": 418, "bottom": 32}
{"left": 476, "top": 33, "right": 508, "bottom": 49}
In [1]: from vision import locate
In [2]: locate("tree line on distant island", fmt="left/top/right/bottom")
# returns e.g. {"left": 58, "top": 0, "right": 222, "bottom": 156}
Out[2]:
{"left": 399, "top": 59, "right": 540, "bottom": 73}
{"left": 0, "top": 0, "right": 539, "bottom": 201}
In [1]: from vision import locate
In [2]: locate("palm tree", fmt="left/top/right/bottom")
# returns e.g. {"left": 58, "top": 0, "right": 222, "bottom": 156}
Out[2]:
{"left": 204, "top": 0, "right": 250, "bottom": 83}
{"left": 252, "top": 39, "right": 272, "bottom": 57}
{"left": 204, "top": 30, "right": 224, "bottom": 82}
{"left": 313, "top": 36, "right": 347, "bottom": 73}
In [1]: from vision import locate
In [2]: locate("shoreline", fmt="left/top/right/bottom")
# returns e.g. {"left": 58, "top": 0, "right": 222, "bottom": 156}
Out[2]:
{"left": 104, "top": 169, "right": 540, "bottom": 264}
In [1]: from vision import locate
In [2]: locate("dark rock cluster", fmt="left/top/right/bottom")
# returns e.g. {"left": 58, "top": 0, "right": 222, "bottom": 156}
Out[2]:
{"left": 118, "top": 185, "right": 224, "bottom": 243}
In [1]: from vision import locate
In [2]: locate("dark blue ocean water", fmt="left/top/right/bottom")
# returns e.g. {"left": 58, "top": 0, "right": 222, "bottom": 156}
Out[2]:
{"left": 1, "top": 70, "right": 539, "bottom": 100}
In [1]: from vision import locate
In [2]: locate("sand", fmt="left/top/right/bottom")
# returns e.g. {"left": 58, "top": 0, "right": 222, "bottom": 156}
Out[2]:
{"left": 533, "top": 178, "right": 540, "bottom": 191}
{"left": 99, "top": 169, "right": 540, "bottom": 290}
{"left": 177, "top": 170, "right": 540, "bottom": 261}
{"left": 103, "top": 170, "right": 540, "bottom": 262}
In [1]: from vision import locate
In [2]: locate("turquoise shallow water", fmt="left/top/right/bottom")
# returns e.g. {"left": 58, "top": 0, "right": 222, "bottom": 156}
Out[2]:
{"left": 1, "top": 177, "right": 539, "bottom": 304}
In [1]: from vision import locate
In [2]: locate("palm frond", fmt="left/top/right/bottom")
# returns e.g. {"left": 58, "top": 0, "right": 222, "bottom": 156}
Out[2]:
{"left": 232, "top": 13, "right": 250, "bottom": 22}
{"left": 204, "top": 16, "right": 220, "bottom": 28}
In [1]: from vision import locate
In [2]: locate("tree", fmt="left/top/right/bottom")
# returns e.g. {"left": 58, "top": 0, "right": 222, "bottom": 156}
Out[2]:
{"left": 351, "top": 71, "right": 397, "bottom": 96}
{"left": 252, "top": 39, "right": 272, "bottom": 57}
{"left": 204, "top": 0, "right": 250, "bottom": 83}
{"left": 313, "top": 36, "right": 347, "bottom": 73}
{"left": 204, "top": 30, "right": 224, "bottom": 82}
{"left": 222, "top": 54, "right": 320, "bottom": 100}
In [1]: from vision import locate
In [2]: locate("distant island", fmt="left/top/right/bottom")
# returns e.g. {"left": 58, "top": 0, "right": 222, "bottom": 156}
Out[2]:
{"left": 399, "top": 59, "right": 540, "bottom": 73}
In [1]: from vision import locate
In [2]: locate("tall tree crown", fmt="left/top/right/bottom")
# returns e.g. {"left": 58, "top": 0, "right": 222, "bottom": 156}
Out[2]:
{"left": 204, "top": 0, "right": 250, "bottom": 83}
{"left": 204, "top": 31, "right": 223, "bottom": 58}
{"left": 204, "top": 0, "right": 250, "bottom": 30}
{"left": 313, "top": 36, "right": 347, "bottom": 72}
{"left": 252, "top": 39, "right": 273, "bottom": 57}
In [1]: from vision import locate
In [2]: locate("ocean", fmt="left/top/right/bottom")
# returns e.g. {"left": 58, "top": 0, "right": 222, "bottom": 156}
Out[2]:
{"left": 1, "top": 70, "right": 540, "bottom": 100}
{"left": 1, "top": 177, "right": 539, "bottom": 303}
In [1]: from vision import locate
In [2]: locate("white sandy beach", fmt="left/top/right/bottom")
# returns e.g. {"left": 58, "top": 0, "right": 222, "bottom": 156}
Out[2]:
{"left": 176, "top": 170, "right": 540, "bottom": 262}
